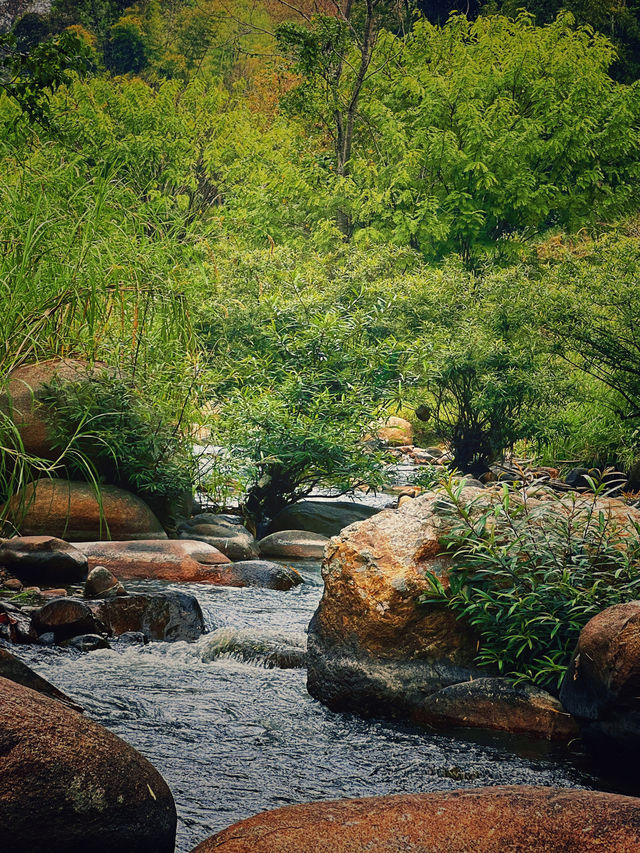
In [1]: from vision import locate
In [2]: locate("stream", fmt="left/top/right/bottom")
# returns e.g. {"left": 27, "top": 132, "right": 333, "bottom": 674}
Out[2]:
{"left": 9, "top": 560, "right": 603, "bottom": 852}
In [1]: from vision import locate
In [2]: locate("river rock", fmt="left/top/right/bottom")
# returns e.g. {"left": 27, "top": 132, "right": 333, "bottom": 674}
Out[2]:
{"left": 6, "top": 479, "right": 167, "bottom": 541}
{"left": 84, "top": 565, "right": 126, "bottom": 598}
{"left": 0, "top": 601, "right": 38, "bottom": 643}
{"left": 421, "top": 677, "right": 578, "bottom": 740}
{"left": 307, "top": 486, "right": 640, "bottom": 732}
{"left": 560, "top": 601, "right": 640, "bottom": 754}
{"left": 91, "top": 591, "right": 205, "bottom": 642}
{"left": 259, "top": 530, "right": 329, "bottom": 559}
{"left": 32, "top": 597, "right": 101, "bottom": 641}
{"left": 76, "top": 539, "right": 233, "bottom": 583}
{"left": 179, "top": 514, "right": 259, "bottom": 561}
{"left": 0, "top": 358, "right": 109, "bottom": 459}
{"left": 60, "top": 633, "right": 111, "bottom": 652}
{"left": 371, "top": 415, "right": 414, "bottom": 447}
{"left": 0, "top": 675, "right": 176, "bottom": 852}
{"left": 267, "top": 500, "right": 381, "bottom": 538}
{"left": 211, "top": 559, "right": 302, "bottom": 590}
{"left": 0, "top": 535, "right": 88, "bottom": 584}
{"left": 0, "top": 646, "right": 82, "bottom": 710}
{"left": 191, "top": 787, "right": 640, "bottom": 852}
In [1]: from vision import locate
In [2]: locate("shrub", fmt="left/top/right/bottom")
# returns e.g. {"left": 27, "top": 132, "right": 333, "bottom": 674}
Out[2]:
{"left": 422, "top": 477, "right": 640, "bottom": 689}
{"left": 41, "top": 372, "right": 196, "bottom": 513}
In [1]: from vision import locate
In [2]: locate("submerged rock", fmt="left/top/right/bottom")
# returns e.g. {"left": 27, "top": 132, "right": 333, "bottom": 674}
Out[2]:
{"left": 60, "top": 633, "right": 111, "bottom": 652}
{"left": 259, "top": 530, "right": 329, "bottom": 559}
{"left": 0, "top": 535, "right": 88, "bottom": 584}
{"left": 267, "top": 500, "right": 380, "bottom": 538}
{"left": 203, "top": 627, "right": 307, "bottom": 669}
{"left": 421, "top": 678, "right": 578, "bottom": 741}
{"left": 227, "top": 560, "right": 303, "bottom": 590}
{"left": 92, "top": 591, "right": 205, "bottom": 642}
{"left": 191, "top": 787, "right": 640, "bottom": 852}
{"left": 7, "top": 479, "right": 167, "bottom": 541}
{"left": 0, "top": 675, "right": 177, "bottom": 852}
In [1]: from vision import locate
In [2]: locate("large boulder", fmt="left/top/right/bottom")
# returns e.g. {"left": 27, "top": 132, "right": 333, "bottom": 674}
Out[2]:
{"left": 259, "top": 530, "right": 329, "bottom": 559}
{"left": 307, "top": 486, "right": 640, "bottom": 735}
{"left": 0, "top": 358, "right": 108, "bottom": 459}
{"left": 560, "top": 601, "right": 640, "bottom": 754}
{"left": 91, "top": 591, "right": 205, "bottom": 642}
{"left": 191, "top": 787, "right": 640, "bottom": 853}
{"left": 0, "top": 647, "right": 82, "bottom": 710}
{"left": 421, "top": 677, "right": 578, "bottom": 741}
{"left": 0, "top": 535, "right": 88, "bottom": 584}
{"left": 0, "top": 676, "right": 176, "bottom": 852}
{"left": 307, "top": 490, "right": 484, "bottom": 721}
{"left": 6, "top": 479, "right": 167, "bottom": 541}
{"left": 179, "top": 513, "right": 259, "bottom": 561}
{"left": 267, "top": 500, "right": 381, "bottom": 538}
{"left": 76, "top": 539, "right": 235, "bottom": 583}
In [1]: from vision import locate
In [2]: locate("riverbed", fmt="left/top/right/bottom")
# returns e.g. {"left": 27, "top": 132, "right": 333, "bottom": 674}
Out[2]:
{"left": 11, "top": 561, "right": 599, "bottom": 852}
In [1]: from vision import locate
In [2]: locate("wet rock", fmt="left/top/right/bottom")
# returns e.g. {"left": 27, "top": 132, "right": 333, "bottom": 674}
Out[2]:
{"left": 267, "top": 500, "right": 380, "bottom": 538}
{"left": 6, "top": 479, "right": 167, "bottom": 541}
{"left": 60, "top": 633, "right": 111, "bottom": 652}
{"left": 113, "top": 631, "right": 148, "bottom": 646}
{"left": 191, "top": 787, "right": 640, "bottom": 853}
{"left": 0, "top": 602, "right": 38, "bottom": 644}
{"left": 203, "top": 627, "right": 307, "bottom": 669}
{"left": 84, "top": 565, "right": 126, "bottom": 599}
{"left": 420, "top": 677, "right": 578, "bottom": 740}
{"left": 259, "top": 530, "right": 329, "bottom": 559}
{"left": 0, "top": 675, "right": 177, "bottom": 852}
{"left": 179, "top": 514, "right": 259, "bottom": 561}
{"left": 226, "top": 560, "right": 303, "bottom": 590}
{"left": 0, "top": 536, "right": 88, "bottom": 584}
{"left": 307, "top": 487, "right": 640, "bottom": 730}
{"left": 0, "top": 647, "right": 82, "bottom": 710}
{"left": 92, "top": 591, "right": 205, "bottom": 642}
{"left": 560, "top": 601, "right": 640, "bottom": 755}
{"left": 0, "top": 358, "right": 109, "bottom": 459}
{"left": 32, "top": 597, "right": 101, "bottom": 641}
{"left": 76, "top": 539, "right": 232, "bottom": 583}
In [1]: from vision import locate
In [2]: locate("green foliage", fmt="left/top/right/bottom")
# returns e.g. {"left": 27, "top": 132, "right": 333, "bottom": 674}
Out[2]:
{"left": 352, "top": 13, "right": 640, "bottom": 259}
{"left": 422, "top": 478, "right": 640, "bottom": 688}
{"left": 0, "top": 29, "right": 92, "bottom": 125}
{"left": 104, "top": 14, "right": 151, "bottom": 74}
{"left": 42, "top": 372, "right": 196, "bottom": 507}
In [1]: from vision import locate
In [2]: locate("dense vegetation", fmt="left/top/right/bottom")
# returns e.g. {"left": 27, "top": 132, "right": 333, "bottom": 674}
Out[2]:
{"left": 2, "top": 0, "right": 640, "bottom": 681}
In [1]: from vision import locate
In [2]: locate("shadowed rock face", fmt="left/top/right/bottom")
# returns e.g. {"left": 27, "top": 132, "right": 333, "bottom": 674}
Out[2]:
{"left": 0, "top": 536, "right": 88, "bottom": 584}
{"left": 267, "top": 501, "right": 381, "bottom": 538}
{"left": 92, "top": 591, "right": 205, "bottom": 642}
{"left": 0, "top": 647, "right": 82, "bottom": 711}
{"left": 561, "top": 601, "right": 640, "bottom": 755}
{"left": 6, "top": 479, "right": 167, "bottom": 541}
{"left": 190, "top": 787, "right": 640, "bottom": 853}
{"left": 0, "top": 676, "right": 177, "bottom": 853}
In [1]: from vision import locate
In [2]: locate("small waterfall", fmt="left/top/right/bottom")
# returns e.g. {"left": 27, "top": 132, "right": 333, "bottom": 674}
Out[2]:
{"left": 201, "top": 627, "right": 307, "bottom": 669}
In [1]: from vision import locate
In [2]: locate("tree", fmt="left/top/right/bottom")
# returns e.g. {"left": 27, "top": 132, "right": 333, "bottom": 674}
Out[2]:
{"left": 0, "top": 29, "right": 91, "bottom": 125}
{"left": 276, "top": 0, "right": 413, "bottom": 235}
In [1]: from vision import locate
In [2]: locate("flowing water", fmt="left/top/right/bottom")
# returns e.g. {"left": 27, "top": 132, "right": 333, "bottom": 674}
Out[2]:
{"left": 11, "top": 561, "right": 600, "bottom": 852}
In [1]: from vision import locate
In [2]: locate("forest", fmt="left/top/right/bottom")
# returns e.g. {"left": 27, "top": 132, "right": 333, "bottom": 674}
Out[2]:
{"left": 3, "top": 2, "right": 640, "bottom": 850}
